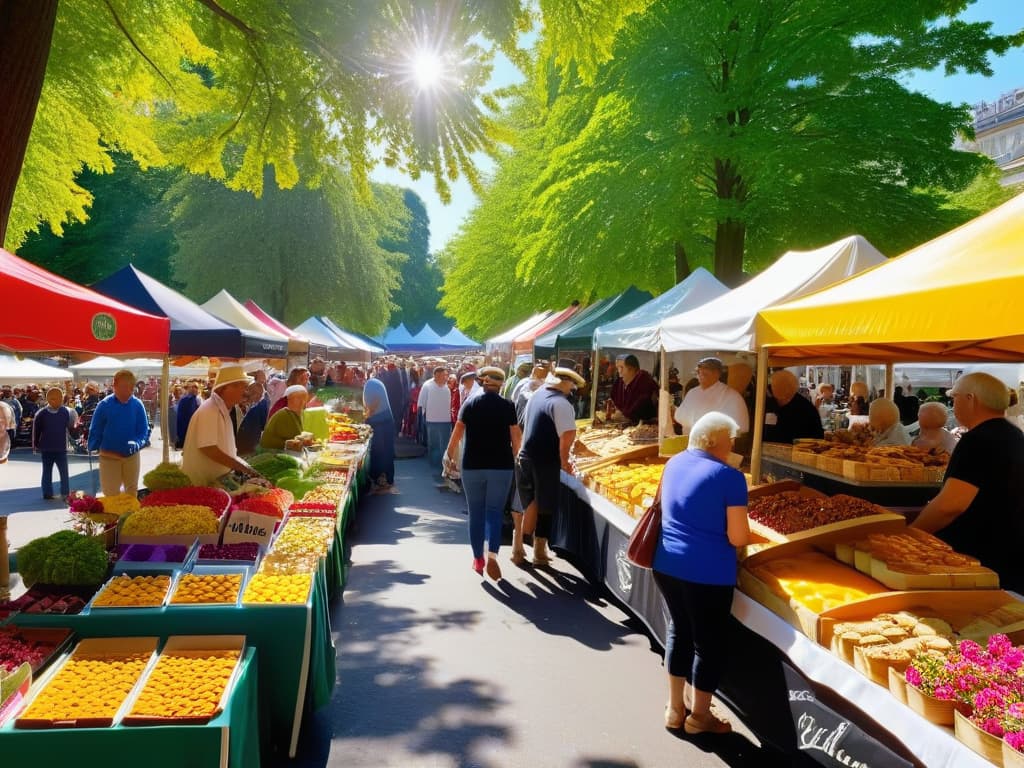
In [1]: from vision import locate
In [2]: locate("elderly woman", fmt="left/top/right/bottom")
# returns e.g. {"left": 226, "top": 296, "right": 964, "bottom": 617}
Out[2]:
{"left": 445, "top": 367, "right": 520, "bottom": 579}
{"left": 913, "top": 401, "right": 957, "bottom": 453}
{"left": 869, "top": 398, "right": 912, "bottom": 446}
{"left": 363, "top": 377, "right": 396, "bottom": 491}
{"left": 260, "top": 385, "right": 309, "bottom": 450}
{"left": 653, "top": 411, "right": 749, "bottom": 735}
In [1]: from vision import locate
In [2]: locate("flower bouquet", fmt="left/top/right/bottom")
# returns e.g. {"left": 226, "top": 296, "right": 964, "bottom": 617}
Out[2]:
{"left": 66, "top": 492, "right": 119, "bottom": 539}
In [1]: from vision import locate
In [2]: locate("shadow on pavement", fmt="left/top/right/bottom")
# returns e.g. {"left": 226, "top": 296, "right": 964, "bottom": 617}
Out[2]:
{"left": 669, "top": 729, "right": 797, "bottom": 768}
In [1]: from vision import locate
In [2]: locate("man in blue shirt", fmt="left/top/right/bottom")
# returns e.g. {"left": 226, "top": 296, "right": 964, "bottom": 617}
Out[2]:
{"left": 87, "top": 369, "right": 150, "bottom": 496}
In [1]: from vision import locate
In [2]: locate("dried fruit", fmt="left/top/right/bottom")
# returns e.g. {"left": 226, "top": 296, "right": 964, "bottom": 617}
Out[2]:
{"left": 91, "top": 575, "right": 171, "bottom": 608}
{"left": 170, "top": 574, "right": 242, "bottom": 605}
{"left": 128, "top": 650, "right": 239, "bottom": 720}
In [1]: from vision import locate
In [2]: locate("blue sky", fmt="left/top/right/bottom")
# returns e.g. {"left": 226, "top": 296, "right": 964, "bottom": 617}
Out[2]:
{"left": 371, "top": 1, "right": 1024, "bottom": 254}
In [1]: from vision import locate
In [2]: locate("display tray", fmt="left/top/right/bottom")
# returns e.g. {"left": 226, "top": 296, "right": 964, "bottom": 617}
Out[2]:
{"left": 746, "top": 479, "right": 906, "bottom": 546}
{"left": 766, "top": 456, "right": 944, "bottom": 489}
{"left": 0, "top": 626, "right": 74, "bottom": 675}
{"left": 739, "top": 540, "right": 892, "bottom": 642}
{"left": 140, "top": 487, "right": 232, "bottom": 518}
{"left": 85, "top": 574, "right": 173, "bottom": 611}
{"left": 14, "top": 636, "right": 158, "bottom": 729}
{"left": 836, "top": 535, "right": 1000, "bottom": 590}
{"left": 240, "top": 570, "right": 315, "bottom": 606}
{"left": 112, "top": 540, "right": 199, "bottom": 576}
{"left": 574, "top": 443, "right": 659, "bottom": 474}
{"left": 121, "top": 635, "right": 245, "bottom": 726}
{"left": 817, "top": 590, "right": 1024, "bottom": 649}
{"left": 166, "top": 568, "right": 248, "bottom": 607}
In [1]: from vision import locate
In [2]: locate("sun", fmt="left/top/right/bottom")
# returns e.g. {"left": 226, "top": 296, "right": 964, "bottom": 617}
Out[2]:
{"left": 411, "top": 49, "right": 444, "bottom": 92}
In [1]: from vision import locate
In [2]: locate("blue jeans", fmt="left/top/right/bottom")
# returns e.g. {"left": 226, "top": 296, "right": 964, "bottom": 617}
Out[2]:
{"left": 461, "top": 468, "right": 513, "bottom": 557}
{"left": 426, "top": 421, "right": 452, "bottom": 475}
{"left": 41, "top": 450, "right": 70, "bottom": 497}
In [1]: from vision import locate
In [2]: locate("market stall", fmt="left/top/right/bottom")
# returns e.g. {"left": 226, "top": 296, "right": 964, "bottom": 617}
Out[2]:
{"left": 485, "top": 310, "right": 554, "bottom": 365}
{"left": 0, "top": 355, "right": 72, "bottom": 385}
{"left": 202, "top": 289, "right": 307, "bottom": 361}
{"left": 294, "top": 317, "right": 376, "bottom": 363}
{"left": 511, "top": 302, "right": 580, "bottom": 359}
{"left": 437, "top": 326, "right": 481, "bottom": 351}
{"left": 534, "top": 286, "right": 652, "bottom": 362}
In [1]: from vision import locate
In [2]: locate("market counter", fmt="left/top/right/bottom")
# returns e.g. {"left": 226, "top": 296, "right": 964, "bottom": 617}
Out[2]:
{"left": 0, "top": 647, "right": 260, "bottom": 768}
{"left": 555, "top": 471, "right": 993, "bottom": 768}
{"left": 12, "top": 561, "right": 335, "bottom": 759}
{"left": 761, "top": 456, "right": 940, "bottom": 507}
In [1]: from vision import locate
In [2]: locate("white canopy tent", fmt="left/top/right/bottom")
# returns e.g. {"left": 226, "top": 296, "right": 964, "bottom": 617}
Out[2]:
{"left": 201, "top": 290, "right": 300, "bottom": 357}
{"left": 0, "top": 355, "right": 72, "bottom": 385}
{"left": 68, "top": 356, "right": 208, "bottom": 379}
{"left": 660, "top": 236, "right": 887, "bottom": 353}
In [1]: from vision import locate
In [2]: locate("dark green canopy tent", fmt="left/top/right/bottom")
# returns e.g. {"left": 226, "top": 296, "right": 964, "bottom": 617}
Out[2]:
{"left": 533, "top": 286, "right": 653, "bottom": 360}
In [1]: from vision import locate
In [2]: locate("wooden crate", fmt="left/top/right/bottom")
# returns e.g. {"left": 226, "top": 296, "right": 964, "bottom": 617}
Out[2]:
{"left": 843, "top": 460, "right": 902, "bottom": 482}
{"left": 761, "top": 442, "right": 793, "bottom": 461}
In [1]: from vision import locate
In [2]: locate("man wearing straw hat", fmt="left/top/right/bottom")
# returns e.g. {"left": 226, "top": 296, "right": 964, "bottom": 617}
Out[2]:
{"left": 182, "top": 364, "right": 264, "bottom": 486}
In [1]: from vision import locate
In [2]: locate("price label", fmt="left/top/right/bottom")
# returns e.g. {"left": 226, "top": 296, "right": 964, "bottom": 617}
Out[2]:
{"left": 222, "top": 510, "right": 277, "bottom": 549}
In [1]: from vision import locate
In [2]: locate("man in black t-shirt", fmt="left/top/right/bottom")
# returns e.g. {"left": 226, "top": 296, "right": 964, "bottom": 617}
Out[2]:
{"left": 764, "top": 370, "right": 824, "bottom": 444}
{"left": 911, "top": 372, "right": 1024, "bottom": 592}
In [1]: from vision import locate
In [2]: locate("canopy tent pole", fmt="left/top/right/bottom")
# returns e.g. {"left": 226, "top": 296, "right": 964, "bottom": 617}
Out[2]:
{"left": 885, "top": 361, "right": 895, "bottom": 400}
{"left": 659, "top": 348, "right": 669, "bottom": 442}
{"left": 161, "top": 357, "right": 170, "bottom": 464}
{"left": 589, "top": 348, "right": 600, "bottom": 421}
{"left": 750, "top": 346, "right": 769, "bottom": 483}
{"left": 0, "top": 517, "right": 8, "bottom": 588}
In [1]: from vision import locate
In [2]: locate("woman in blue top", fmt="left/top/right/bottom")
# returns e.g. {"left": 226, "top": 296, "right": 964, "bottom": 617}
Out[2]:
{"left": 363, "top": 377, "right": 396, "bottom": 492}
{"left": 653, "top": 411, "right": 749, "bottom": 735}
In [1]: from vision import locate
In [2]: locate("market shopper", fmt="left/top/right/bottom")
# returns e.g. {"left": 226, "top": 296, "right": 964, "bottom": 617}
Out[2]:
{"left": 261, "top": 385, "right": 310, "bottom": 450}
{"left": 418, "top": 366, "right": 454, "bottom": 479}
{"left": 235, "top": 381, "right": 269, "bottom": 455}
{"left": 363, "top": 377, "right": 396, "bottom": 492}
{"left": 445, "top": 366, "right": 521, "bottom": 579}
{"left": 912, "top": 401, "right": 957, "bottom": 454}
{"left": 868, "top": 398, "right": 912, "bottom": 446}
{"left": 606, "top": 354, "right": 658, "bottom": 423}
{"left": 182, "top": 365, "right": 263, "bottom": 485}
{"left": 87, "top": 370, "right": 150, "bottom": 497}
{"left": 911, "top": 372, "right": 1024, "bottom": 592}
{"left": 1, "top": 386, "right": 21, "bottom": 454}
{"left": 0, "top": 399, "right": 14, "bottom": 463}
{"left": 673, "top": 357, "right": 749, "bottom": 436}
{"left": 175, "top": 380, "right": 202, "bottom": 450}
{"left": 763, "top": 370, "right": 824, "bottom": 444}
{"left": 653, "top": 411, "right": 749, "bottom": 734}
{"left": 513, "top": 361, "right": 550, "bottom": 424}
{"left": 268, "top": 366, "right": 321, "bottom": 418}
{"left": 32, "top": 387, "right": 79, "bottom": 499}
{"left": 516, "top": 366, "right": 583, "bottom": 565}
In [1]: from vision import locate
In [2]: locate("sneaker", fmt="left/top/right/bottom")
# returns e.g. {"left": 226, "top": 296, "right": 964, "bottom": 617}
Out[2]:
{"left": 472, "top": 557, "right": 485, "bottom": 575}
{"left": 485, "top": 558, "right": 502, "bottom": 581}
{"left": 684, "top": 710, "right": 732, "bottom": 735}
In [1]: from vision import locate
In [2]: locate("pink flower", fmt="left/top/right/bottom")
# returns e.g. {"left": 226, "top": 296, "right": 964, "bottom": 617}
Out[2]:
{"left": 905, "top": 667, "right": 923, "bottom": 687}
{"left": 933, "top": 683, "right": 955, "bottom": 700}
{"left": 1007, "top": 731, "right": 1024, "bottom": 752}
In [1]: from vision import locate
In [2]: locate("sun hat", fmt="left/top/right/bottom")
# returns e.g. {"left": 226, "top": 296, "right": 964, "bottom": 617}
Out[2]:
{"left": 696, "top": 356, "right": 725, "bottom": 373}
{"left": 545, "top": 366, "right": 585, "bottom": 389}
{"left": 284, "top": 384, "right": 309, "bottom": 398}
{"left": 478, "top": 366, "right": 505, "bottom": 382}
{"left": 213, "top": 364, "right": 253, "bottom": 390}
{"left": 460, "top": 371, "right": 478, "bottom": 383}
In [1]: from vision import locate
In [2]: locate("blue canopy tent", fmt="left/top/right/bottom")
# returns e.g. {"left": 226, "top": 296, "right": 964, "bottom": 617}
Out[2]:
{"left": 318, "top": 316, "right": 385, "bottom": 355}
{"left": 92, "top": 265, "right": 288, "bottom": 359}
{"left": 437, "top": 326, "right": 480, "bottom": 350}
{"left": 409, "top": 324, "right": 445, "bottom": 348}
{"left": 380, "top": 323, "right": 418, "bottom": 350}
{"left": 294, "top": 317, "right": 375, "bottom": 362}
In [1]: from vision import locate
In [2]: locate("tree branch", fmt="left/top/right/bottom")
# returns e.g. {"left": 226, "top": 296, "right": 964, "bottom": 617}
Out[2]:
{"left": 103, "top": 0, "right": 174, "bottom": 91}
{"left": 194, "top": 0, "right": 256, "bottom": 38}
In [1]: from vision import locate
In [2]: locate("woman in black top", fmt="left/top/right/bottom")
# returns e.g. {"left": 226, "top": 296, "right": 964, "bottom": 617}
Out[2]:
{"left": 445, "top": 367, "right": 521, "bottom": 580}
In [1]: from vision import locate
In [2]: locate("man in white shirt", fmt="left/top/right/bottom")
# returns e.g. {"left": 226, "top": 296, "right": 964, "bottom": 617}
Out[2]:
{"left": 673, "top": 357, "right": 749, "bottom": 435}
{"left": 182, "top": 364, "right": 264, "bottom": 486}
{"left": 459, "top": 371, "right": 482, "bottom": 406}
{"left": 418, "top": 366, "right": 453, "bottom": 478}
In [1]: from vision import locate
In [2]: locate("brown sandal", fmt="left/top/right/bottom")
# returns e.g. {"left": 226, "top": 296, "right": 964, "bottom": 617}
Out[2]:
{"left": 684, "top": 711, "right": 732, "bottom": 735}
{"left": 664, "top": 705, "right": 687, "bottom": 730}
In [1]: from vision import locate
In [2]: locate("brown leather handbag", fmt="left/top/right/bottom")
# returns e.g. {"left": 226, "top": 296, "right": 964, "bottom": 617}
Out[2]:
{"left": 625, "top": 477, "right": 663, "bottom": 569}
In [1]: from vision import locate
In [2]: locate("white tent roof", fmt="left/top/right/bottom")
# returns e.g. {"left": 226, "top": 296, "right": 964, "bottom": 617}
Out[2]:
{"left": 201, "top": 290, "right": 301, "bottom": 356}
{"left": 0, "top": 355, "right": 72, "bottom": 385}
{"left": 68, "top": 356, "right": 207, "bottom": 379}
{"left": 660, "top": 236, "right": 887, "bottom": 353}
{"left": 593, "top": 268, "right": 729, "bottom": 352}
{"left": 486, "top": 311, "right": 554, "bottom": 346}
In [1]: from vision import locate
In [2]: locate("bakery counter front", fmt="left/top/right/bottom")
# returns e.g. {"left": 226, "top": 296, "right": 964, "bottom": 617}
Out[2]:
{"left": 555, "top": 472, "right": 1002, "bottom": 768}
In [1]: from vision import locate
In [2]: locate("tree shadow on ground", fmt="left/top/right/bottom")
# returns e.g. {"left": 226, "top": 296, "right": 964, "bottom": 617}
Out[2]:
{"left": 669, "top": 729, "right": 805, "bottom": 767}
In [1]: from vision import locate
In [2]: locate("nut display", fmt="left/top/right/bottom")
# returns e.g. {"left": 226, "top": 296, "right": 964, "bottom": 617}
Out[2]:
{"left": 128, "top": 650, "right": 239, "bottom": 720}
{"left": 91, "top": 575, "right": 171, "bottom": 608}
{"left": 19, "top": 652, "right": 150, "bottom": 722}
{"left": 748, "top": 492, "right": 880, "bottom": 534}
{"left": 170, "top": 574, "right": 243, "bottom": 605}
{"left": 242, "top": 572, "right": 313, "bottom": 604}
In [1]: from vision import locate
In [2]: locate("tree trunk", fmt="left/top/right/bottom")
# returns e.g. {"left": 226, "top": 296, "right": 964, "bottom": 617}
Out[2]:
{"left": 673, "top": 240, "right": 691, "bottom": 284}
{"left": 714, "top": 218, "right": 746, "bottom": 286}
{"left": 0, "top": 0, "right": 58, "bottom": 249}
{"left": 713, "top": 156, "right": 748, "bottom": 286}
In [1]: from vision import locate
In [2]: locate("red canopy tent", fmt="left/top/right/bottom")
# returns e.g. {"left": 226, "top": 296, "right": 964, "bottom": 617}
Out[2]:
{"left": 3, "top": 249, "right": 170, "bottom": 355}
{"left": 0, "top": 248, "right": 170, "bottom": 585}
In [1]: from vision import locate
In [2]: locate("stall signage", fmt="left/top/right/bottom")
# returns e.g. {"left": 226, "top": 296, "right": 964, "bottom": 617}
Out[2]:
{"left": 782, "top": 663, "right": 912, "bottom": 768}
{"left": 222, "top": 510, "right": 276, "bottom": 549}
{"left": 91, "top": 312, "right": 117, "bottom": 341}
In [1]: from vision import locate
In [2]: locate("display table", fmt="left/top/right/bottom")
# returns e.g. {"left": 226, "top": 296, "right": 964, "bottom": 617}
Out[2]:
{"left": 761, "top": 456, "right": 940, "bottom": 506}
{"left": 0, "top": 646, "right": 260, "bottom": 768}
{"left": 555, "top": 472, "right": 992, "bottom": 768}
{"left": 12, "top": 559, "right": 335, "bottom": 758}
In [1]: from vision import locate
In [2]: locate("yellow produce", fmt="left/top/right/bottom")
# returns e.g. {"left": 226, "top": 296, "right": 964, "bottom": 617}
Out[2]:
{"left": 170, "top": 574, "right": 243, "bottom": 605}
{"left": 584, "top": 461, "right": 664, "bottom": 517}
{"left": 300, "top": 484, "right": 346, "bottom": 505}
{"left": 242, "top": 572, "right": 314, "bottom": 604}
{"left": 271, "top": 518, "right": 335, "bottom": 560}
{"left": 99, "top": 493, "right": 141, "bottom": 516}
{"left": 92, "top": 575, "right": 171, "bottom": 607}
{"left": 750, "top": 552, "right": 886, "bottom": 613}
{"left": 121, "top": 505, "right": 219, "bottom": 536}
{"left": 21, "top": 652, "right": 150, "bottom": 722}
{"left": 129, "top": 651, "right": 239, "bottom": 719}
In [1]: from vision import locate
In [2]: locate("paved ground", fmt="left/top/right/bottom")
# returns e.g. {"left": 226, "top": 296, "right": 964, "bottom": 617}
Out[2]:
{"left": 280, "top": 453, "right": 793, "bottom": 768}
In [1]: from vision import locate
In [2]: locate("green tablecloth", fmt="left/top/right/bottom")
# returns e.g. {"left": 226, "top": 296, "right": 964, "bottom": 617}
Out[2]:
{"left": 13, "top": 563, "right": 335, "bottom": 758}
{"left": 0, "top": 647, "right": 260, "bottom": 767}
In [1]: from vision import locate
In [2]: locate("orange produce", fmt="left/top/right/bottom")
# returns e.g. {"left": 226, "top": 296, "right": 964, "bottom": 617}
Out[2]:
{"left": 242, "top": 572, "right": 313, "bottom": 604}
{"left": 129, "top": 651, "right": 239, "bottom": 720}
{"left": 170, "top": 574, "right": 243, "bottom": 605}
{"left": 92, "top": 575, "right": 171, "bottom": 608}
{"left": 21, "top": 652, "right": 150, "bottom": 722}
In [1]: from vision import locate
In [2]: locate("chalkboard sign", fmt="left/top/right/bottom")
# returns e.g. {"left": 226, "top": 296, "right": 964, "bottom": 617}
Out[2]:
{"left": 782, "top": 663, "right": 913, "bottom": 768}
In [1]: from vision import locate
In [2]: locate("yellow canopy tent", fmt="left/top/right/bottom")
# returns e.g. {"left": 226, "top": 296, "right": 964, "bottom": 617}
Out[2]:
{"left": 749, "top": 192, "right": 1024, "bottom": 479}
{"left": 756, "top": 192, "right": 1024, "bottom": 364}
